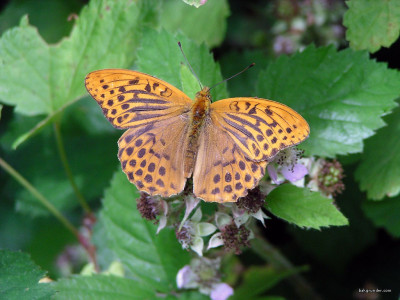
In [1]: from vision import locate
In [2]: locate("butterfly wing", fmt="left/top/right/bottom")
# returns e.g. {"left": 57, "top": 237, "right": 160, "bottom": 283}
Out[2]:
{"left": 193, "top": 119, "right": 267, "bottom": 202}
{"left": 193, "top": 97, "right": 309, "bottom": 202}
{"left": 85, "top": 69, "right": 193, "bottom": 197}
{"left": 118, "top": 114, "right": 190, "bottom": 197}
{"left": 210, "top": 98, "right": 309, "bottom": 162}
{"left": 85, "top": 69, "right": 193, "bottom": 129}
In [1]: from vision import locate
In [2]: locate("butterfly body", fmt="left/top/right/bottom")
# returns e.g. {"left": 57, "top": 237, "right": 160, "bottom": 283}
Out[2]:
{"left": 85, "top": 69, "right": 309, "bottom": 202}
{"left": 185, "top": 87, "right": 211, "bottom": 177}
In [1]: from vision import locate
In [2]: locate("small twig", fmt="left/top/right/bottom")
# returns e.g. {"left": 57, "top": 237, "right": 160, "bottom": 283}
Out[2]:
{"left": 0, "top": 157, "right": 100, "bottom": 272}
{"left": 53, "top": 122, "right": 91, "bottom": 213}
{"left": 0, "top": 157, "right": 79, "bottom": 237}
{"left": 79, "top": 213, "right": 100, "bottom": 272}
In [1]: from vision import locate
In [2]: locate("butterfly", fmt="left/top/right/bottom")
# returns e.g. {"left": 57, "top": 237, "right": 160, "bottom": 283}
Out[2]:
{"left": 85, "top": 69, "right": 309, "bottom": 202}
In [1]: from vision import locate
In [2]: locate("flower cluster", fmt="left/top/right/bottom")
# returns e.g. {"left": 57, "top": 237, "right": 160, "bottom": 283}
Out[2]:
{"left": 136, "top": 192, "right": 168, "bottom": 233}
{"left": 133, "top": 145, "right": 345, "bottom": 298}
{"left": 308, "top": 158, "right": 345, "bottom": 197}
{"left": 176, "top": 257, "right": 233, "bottom": 300}
{"left": 272, "top": 0, "right": 346, "bottom": 55}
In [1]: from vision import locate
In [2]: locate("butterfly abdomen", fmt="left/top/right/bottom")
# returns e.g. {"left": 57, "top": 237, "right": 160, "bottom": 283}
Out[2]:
{"left": 184, "top": 88, "right": 211, "bottom": 178}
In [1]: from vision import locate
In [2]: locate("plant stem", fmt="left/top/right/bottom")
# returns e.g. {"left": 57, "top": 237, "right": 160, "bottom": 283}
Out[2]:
{"left": 0, "top": 157, "right": 100, "bottom": 271}
{"left": 251, "top": 227, "right": 323, "bottom": 300}
{"left": 0, "top": 157, "right": 79, "bottom": 237}
{"left": 53, "top": 122, "right": 91, "bottom": 213}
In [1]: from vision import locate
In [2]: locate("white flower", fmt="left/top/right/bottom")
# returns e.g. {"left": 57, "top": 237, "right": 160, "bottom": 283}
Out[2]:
{"left": 207, "top": 232, "right": 224, "bottom": 250}
{"left": 179, "top": 195, "right": 200, "bottom": 231}
{"left": 176, "top": 265, "right": 197, "bottom": 289}
{"left": 177, "top": 208, "right": 216, "bottom": 256}
{"left": 210, "top": 283, "right": 234, "bottom": 300}
{"left": 176, "top": 258, "right": 234, "bottom": 300}
{"left": 156, "top": 200, "right": 169, "bottom": 234}
{"left": 267, "top": 148, "right": 308, "bottom": 186}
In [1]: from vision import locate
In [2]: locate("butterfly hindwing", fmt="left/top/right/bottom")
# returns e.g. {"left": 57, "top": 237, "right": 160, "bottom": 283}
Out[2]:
{"left": 85, "top": 69, "right": 192, "bottom": 129}
{"left": 118, "top": 113, "right": 190, "bottom": 197}
{"left": 193, "top": 119, "right": 267, "bottom": 202}
{"left": 210, "top": 98, "right": 310, "bottom": 162}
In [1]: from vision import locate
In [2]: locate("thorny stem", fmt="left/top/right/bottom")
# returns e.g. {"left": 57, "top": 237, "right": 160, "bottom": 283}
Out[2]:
{"left": 0, "top": 157, "right": 79, "bottom": 236}
{"left": 53, "top": 122, "right": 91, "bottom": 213}
{"left": 251, "top": 226, "right": 323, "bottom": 300}
{"left": 79, "top": 213, "right": 100, "bottom": 273}
{"left": 0, "top": 157, "right": 100, "bottom": 272}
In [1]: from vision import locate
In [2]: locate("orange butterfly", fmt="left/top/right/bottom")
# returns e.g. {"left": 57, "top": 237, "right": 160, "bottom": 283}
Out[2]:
{"left": 85, "top": 69, "right": 309, "bottom": 202}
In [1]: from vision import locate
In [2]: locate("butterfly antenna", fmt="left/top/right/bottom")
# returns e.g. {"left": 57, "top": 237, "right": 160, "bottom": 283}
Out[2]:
{"left": 209, "top": 63, "right": 255, "bottom": 91}
{"left": 178, "top": 41, "right": 203, "bottom": 89}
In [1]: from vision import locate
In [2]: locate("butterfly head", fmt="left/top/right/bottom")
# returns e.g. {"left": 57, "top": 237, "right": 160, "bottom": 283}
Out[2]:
{"left": 195, "top": 87, "right": 212, "bottom": 103}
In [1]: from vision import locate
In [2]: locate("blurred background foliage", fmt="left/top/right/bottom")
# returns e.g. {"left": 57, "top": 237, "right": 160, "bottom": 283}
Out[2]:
{"left": 0, "top": 0, "right": 400, "bottom": 299}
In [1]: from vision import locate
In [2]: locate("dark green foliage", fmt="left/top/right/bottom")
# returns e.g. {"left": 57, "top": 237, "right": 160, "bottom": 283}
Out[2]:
{"left": 0, "top": 0, "right": 399, "bottom": 299}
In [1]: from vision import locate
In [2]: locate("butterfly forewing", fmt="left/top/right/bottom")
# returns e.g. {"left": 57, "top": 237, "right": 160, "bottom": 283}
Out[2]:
{"left": 86, "top": 69, "right": 193, "bottom": 197}
{"left": 210, "top": 98, "right": 310, "bottom": 162}
{"left": 85, "top": 69, "right": 192, "bottom": 129}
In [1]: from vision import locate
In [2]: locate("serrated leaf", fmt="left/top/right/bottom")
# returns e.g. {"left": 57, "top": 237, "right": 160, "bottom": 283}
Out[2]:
{"left": 0, "top": 250, "right": 54, "bottom": 299}
{"left": 91, "top": 219, "right": 118, "bottom": 271}
{"left": 99, "top": 171, "right": 191, "bottom": 292}
{"left": 0, "top": 0, "right": 144, "bottom": 147}
{"left": 362, "top": 196, "right": 400, "bottom": 238}
{"left": 344, "top": 0, "right": 400, "bottom": 53}
{"left": 355, "top": 106, "right": 400, "bottom": 200}
{"left": 136, "top": 29, "right": 228, "bottom": 101}
{"left": 231, "top": 265, "right": 304, "bottom": 300}
{"left": 256, "top": 45, "right": 400, "bottom": 157}
{"left": 180, "top": 64, "right": 200, "bottom": 100}
{"left": 289, "top": 181, "right": 376, "bottom": 272}
{"left": 160, "top": 0, "right": 229, "bottom": 47}
{"left": 266, "top": 184, "right": 348, "bottom": 229}
{"left": 53, "top": 275, "right": 155, "bottom": 300}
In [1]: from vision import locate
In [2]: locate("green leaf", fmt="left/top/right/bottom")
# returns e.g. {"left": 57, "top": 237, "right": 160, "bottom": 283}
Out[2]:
{"left": 91, "top": 219, "right": 118, "bottom": 271}
{"left": 136, "top": 29, "right": 228, "bottom": 101}
{"left": 0, "top": 0, "right": 144, "bottom": 147}
{"left": 355, "top": 106, "right": 400, "bottom": 200}
{"left": 180, "top": 64, "right": 201, "bottom": 100}
{"left": 256, "top": 45, "right": 400, "bottom": 157}
{"left": 0, "top": 250, "right": 54, "bottom": 299}
{"left": 0, "top": 205, "right": 75, "bottom": 277}
{"left": 175, "top": 292, "right": 209, "bottom": 300}
{"left": 99, "top": 171, "right": 191, "bottom": 292}
{"left": 160, "top": 0, "right": 229, "bottom": 47}
{"left": 53, "top": 275, "right": 156, "bottom": 300}
{"left": 289, "top": 180, "right": 376, "bottom": 272}
{"left": 362, "top": 196, "right": 400, "bottom": 238}
{"left": 344, "top": 0, "right": 400, "bottom": 53}
{"left": 231, "top": 265, "right": 304, "bottom": 300}
{"left": 266, "top": 184, "right": 348, "bottom": 229}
